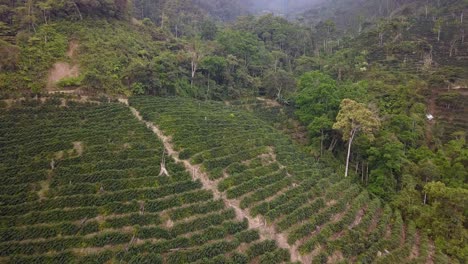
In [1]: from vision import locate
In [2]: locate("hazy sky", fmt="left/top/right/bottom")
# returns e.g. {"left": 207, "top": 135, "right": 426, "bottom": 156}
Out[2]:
{"left": 248, "top": 0, "right": 324, "bottom": 14}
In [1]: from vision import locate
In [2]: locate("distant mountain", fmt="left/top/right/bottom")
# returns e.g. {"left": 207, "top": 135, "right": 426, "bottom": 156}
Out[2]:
{"left": 132, "top": 0, "right": 251, "bottom": 23}
{"left": 298, "top": 0, "right": 467, "bottom": 33}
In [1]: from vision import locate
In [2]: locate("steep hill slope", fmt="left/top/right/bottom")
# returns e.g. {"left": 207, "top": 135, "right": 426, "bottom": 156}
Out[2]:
{"left": 129, "top": 96, "right": 451, "bottom": 263}
{"left": 0, "top": 99, "right": 289, "bottom": 263}
{"left": 0, "top": 19, "right": 174, "bottom": 96}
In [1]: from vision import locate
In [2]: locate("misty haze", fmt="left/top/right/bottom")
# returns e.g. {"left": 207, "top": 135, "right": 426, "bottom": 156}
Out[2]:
{"left": 248, "top": 0, "right": 324, "bottom": 15}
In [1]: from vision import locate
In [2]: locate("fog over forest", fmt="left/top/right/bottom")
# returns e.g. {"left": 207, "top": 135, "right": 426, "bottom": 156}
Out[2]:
{"left": 245, "top": 0, "right": 325, "bottom": 15}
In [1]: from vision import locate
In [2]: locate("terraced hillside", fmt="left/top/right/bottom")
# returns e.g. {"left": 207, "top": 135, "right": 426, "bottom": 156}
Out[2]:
{"left": 130, "top": 96, "right": 451, "bottom": 263}
{"left": 0, "top": 99, "right": 289, "bottom": 263}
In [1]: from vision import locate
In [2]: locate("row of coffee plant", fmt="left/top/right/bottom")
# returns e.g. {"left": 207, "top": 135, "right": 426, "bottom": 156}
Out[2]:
{"left": 0, "top": 99, "right": 287, "bottom": 263}
{"left": 129, "top": 96, "right": 442, "bottom": 263}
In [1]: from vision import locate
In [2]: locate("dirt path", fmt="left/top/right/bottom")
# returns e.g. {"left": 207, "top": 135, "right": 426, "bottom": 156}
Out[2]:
{"left": 119, "top": 99, "right": 304, "bottom": 263}
{"left": 67, "top": 40, "right": 79, "bottom": 58}
{"left": 426, "top": 241, "right": 435, "bottom": 264}
{"left": 409, "top": 231, "right": 420, "bottom": 260}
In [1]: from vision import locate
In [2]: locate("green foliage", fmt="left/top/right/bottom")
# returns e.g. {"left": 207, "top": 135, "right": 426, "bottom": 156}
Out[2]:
{"left": 333, "top": 99, "right": 381, "bottom": 142}
{"left": 1, "top": 0, "right": 467, "bottom": 261}
{"left": 420, "top": 182, "right": 467, "bottom": 260}
{"left": 0, "top": 40, "right": 20, "bottom": 71}
{"left": 57, "top": 76, "right": 82, "bottom": 88}
{"left": 129, "top": 96, "right": 446, "bottom": 262}
{"left": 216, "top": 29, "right": 262, "bottom": 64}
{"left": 0, "top": 101, "right": 279, "bottom": 262}
{"left": 295, "top": 71, "right": 339, "bottom": 132}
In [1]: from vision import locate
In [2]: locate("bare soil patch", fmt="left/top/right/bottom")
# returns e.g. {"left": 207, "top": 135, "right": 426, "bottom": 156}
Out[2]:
{"left": 256, "top": 97, "right": 281, "bottom": 107}
{"left": 72, "top": 141, "right": 84, "bottom": 156}
{"left": 37, "top": 180, "right": 50, "bottom": 199}
{"left": 426, "top": 240, "right": 435, "bottom": 264}
{"left": 349, "top": 207, "right": 366, "bottom": 229}
{"left": 367, "top": 208, "right": 382, "bottom": 234}
{"left": 328, "top": 250, "right": 344, "bottom": 263}
{"left": 47, "top": 41, "right": 80, "bottom": 90}
{"left": 409, "top": 231, "right": 420, "bottom": 259}
{"left": 67, "top": 40, "right": 79, "bottom": 58}
{"left": 47, "top": 63, "right": 80, "bottom": 90}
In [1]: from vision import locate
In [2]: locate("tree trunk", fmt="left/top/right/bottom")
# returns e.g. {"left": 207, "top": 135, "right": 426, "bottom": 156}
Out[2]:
{"left": 43, "top": 10, "right": 47, "bottom": 24}
{"left": 191, "top": 58, "right": 197, "bottom": 88}
{"left": 276, "top": 86, "right": 282, "bottom": 101}
{"left": 361, "top": 162, "right": 365, "bottom": 182}
{"left": 207, "top": 72, "right": 210, "bottom": 99}
{"left": 355, "top": 159, "right": 359, "bottom": 174}
{"left": 328, "top": 135, "right": 338, "bottom": 152}
{"left": 320, "top": 130, "right": 324, "bottom": 157}
{"left": 449, "top": 39, "right": 457, "bottom": 57}
{"left": 72, "top": 1, "right": 83, "bottom": 20}
{"left": 345, "top": 128, "right": 357, "bottom": 177}
{"left": 366, "top": 163, "right": 369, "bottom": 185}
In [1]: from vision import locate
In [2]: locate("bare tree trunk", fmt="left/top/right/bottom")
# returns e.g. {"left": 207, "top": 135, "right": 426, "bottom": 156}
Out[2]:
{"left": 276, "top": 86, "right": 282, "bottom": 101}
{"left": 328, "top": 136, "right": 338, "bottom": 151}
{"left": 43, "top": 10, "right": 47, "bottom": 24}
{"left": 207, "top": 72, "right": 210, "bottom": 100}
{"left": 320, "top": 130, "right": 324, "bottom": 157}
{"left": 449, "top": 39, "right": 457, "bottom": 57}
{"left": 28, "top": 1, "right": 36, "bottom": 33}
{"left": 366, "top": 163, "right": 369, "bottom": 185}
{"left": 345, "top": 128, "right": 357, "bottom": 177}
{"left": 159, "top": 150, "right": 169, "bottom": 176}
{"left": 361, "top": 162, "right": 365, "bottom": 182}
{"left": 274, "top": 57, "right": 278, "bottom": 72}
{"left": 72, "top": 1, "right": 83, "bottom": 20}
{"left": 191, "top": 60, "right": 196, "bottom": 88}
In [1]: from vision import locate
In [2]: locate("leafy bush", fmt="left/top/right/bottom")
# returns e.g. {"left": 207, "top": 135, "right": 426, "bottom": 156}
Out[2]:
{"left": 57, "top": 76, "right": 83, "bottom": 88}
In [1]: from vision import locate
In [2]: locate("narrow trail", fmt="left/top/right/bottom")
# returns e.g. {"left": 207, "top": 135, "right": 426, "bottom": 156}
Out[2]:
{"left": 119, "top": 99, "right": 304, "bottom": 263}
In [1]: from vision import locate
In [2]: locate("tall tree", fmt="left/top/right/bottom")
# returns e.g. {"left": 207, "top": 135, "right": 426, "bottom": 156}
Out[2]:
{"left": 295, "top": 71, "right": 340, "bottom": 154}
{"left": 187, "top": 37, "right": 210, "bottom": 88}
{"left": 261, "top": 69, "right": 295, "bottom": 101}
{"left": 333, "top": 99, "right": 380, "bottom": 177}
